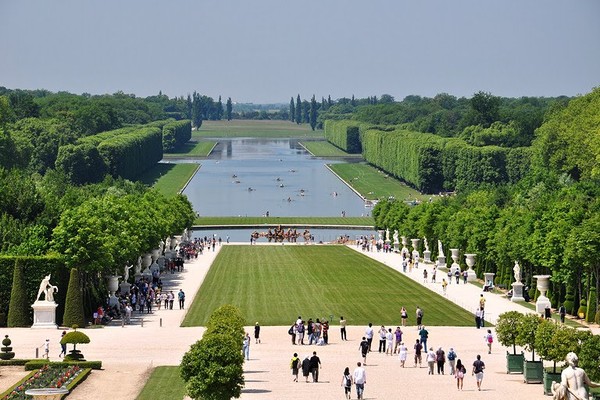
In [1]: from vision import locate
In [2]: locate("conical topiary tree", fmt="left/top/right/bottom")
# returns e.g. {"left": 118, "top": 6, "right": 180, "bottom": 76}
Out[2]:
{"left": 62, "top": 268, "right": 85, "bottom": 327}
{"left": 7, "top": 259, "right": 29, "bottom": 327}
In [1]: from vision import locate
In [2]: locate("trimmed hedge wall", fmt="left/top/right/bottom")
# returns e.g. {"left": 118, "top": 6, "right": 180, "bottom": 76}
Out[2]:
{"left": 329, "top": 120, "right": 532, "bottom": 193}
{"left": 0, "top": 256, "right": 69, "bottom": 327}
{"left": 163, "top": 120, "right": 192, "bottom": 152}
{"left": 323, "top": 120, "right": 364, "bottom": 154}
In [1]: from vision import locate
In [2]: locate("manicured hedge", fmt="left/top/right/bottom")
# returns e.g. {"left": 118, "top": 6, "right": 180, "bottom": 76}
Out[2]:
{"left": 323, "top": 120, "right": 364, "bottom": 154}
{"left": 163, "top": 120, "right": 192, "bottom": 152}
{"left": 0, "top": 256, "right": 68, "bottom": 327}
{"left": 24, "top": 360, "right": 102, "bottom": 370}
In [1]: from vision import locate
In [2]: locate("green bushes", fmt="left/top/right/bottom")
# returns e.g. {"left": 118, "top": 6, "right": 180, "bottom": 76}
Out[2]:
{"left": 61, "top": 329, "right": 90, "bottom": 362}
{"left": 162, "top": 120, "right": 192, "bottom": 152}
{"left": 586, "top": 287, "right": 597, "bottom": 323}
{"left": 7, "top": 260, "right": 28, "bottom": 327}
{"left": 63, "top": 269, "right": 85, "bottom": 328}
{"left": 24, "top": 360, "right": 102, "bottom": 370}
{"left": 323, "top": 120, "right": 364, "bottom": 154}
{"left": 180, "top": 304, "right": 245, "bottom": 400}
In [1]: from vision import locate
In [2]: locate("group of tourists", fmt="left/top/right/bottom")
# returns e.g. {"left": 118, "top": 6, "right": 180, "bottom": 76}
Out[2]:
{"left": 288, "top": 317, "right": 330, "bottom": 346}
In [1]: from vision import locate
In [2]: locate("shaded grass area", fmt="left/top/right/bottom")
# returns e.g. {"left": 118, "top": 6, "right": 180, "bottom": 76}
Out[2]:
{"left": 328, "top": 163, "right": 427, "bottom": 202}
{"left": 182, "top": 246, "right": 475, "bottom": 327}
{"left": 163, "top": 141, "right": 216, "bottom": 157}
{"left": 137, "top": 163, "right": 199, "bottom": 196}
{"left": 300, "top": 141, "right": 361, "bottom": 157}
{"left": 194, "top": 216, "right": 374, "bottom": 226}
{"left": 194, "top": 120, "right": 323, "bottom": 138}
{"left": 136, "top": 366, "right": 186, "bottom": 400}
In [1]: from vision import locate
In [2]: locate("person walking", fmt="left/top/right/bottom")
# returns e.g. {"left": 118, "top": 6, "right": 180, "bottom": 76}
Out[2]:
{"left": 41, "top": 339, "right": 50, "bottom": 360}
{"left": 447, "top": 347, "right": 457, "bottom": 375}
{"left": 414, "top": 339, "right": 423, "bottom": 368}
{"left": 400, "top": 306, "right": 408, "bottom": 326}
{"left": 242, "top": 332, "right": 250, "bottom": 361}
{"left": 426, "top": 347, "right": 436, "bottom": 375}
{"left": 472, "top": 354, "right": 485, "bottom": 391}
{"left": 416, "top": 307, "right": 424, "bottom": 329}
{"left": 309, "top": 351, "right": 321, "bottom": 382}
{"left": 558, "top": 304, "right": 567, "bottom": 324}
{"left": 365, "top": 323, "right": 374, "bottom": 352}
{"left": 59, "top": 331, "right": 67, "bottom": 358}
{"left": 341, "top": 366, "right": 352, "bottom": 399}
{"left": 353, "top": 362, "right": 367, "bottom": 400}
{"left": 297, "top": 320, "right": 305, "bottom": 345}
{"left": 168, "top": 291, "right": 174, "bottom": 310}
{"left": 254, "top": 322, "right": 261, "bottom": 344}
{"left": 290, "top": 353, "right": 300, "bottom": 382}
{"left": 393, "top": 326, "right": 403, "bottom": 354}
{"left": 385, "top": 328, "right": 394, "bottom": 355}
{"left": 301, "top": 355, "right": 311, "bottom": 382}
{"left": 378, "top": 325, "right": 387, "bottom": 353}
{"left": 475, "top": 307, "right": 482, "bottom": 329}
{"left": 436, "top": 347, "right": 446, "bottom": 374}
{"left": 418, "top": 325, "right": 429, "bottom": 351}
{"left": 455, "top": 359, "right": 466, "bottom": 390}
{"left": 485, "top": 329, "right": 493, "bottom": 354}
{"left": 359, "top": 337, "right": 370, "bottom": 365}
{"left": 398, "top": 342, "right": 408, "bottom": 367}
{"left": 178, "top": 289, "right": 185, "bottom": 309}
{"left": 442, "top": 278, "right": 448, "bottom": 295}
{"left": 479, "top": 294, "right": 486, "bottom": 326}
{"left": 340, "top": 316, "right": 347, "bottom": 341}
{"left": 289, "top": 322, "right": 297, "bottom": 345}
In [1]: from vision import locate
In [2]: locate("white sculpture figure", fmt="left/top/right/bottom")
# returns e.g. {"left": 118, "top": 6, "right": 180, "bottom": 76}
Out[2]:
{"left": 165, "top": 236, "right": 172, "bottom": 251}
{"left": 159, "top": 239, "right": 165, "bottom": 254}
{"left": 438, "top": 240, "right": 444, "bottom": 256}
{"left": 423, "top": 237, "right": 429, "bottom": 252}
{"left": 393, "top": 230, "right": 399, "bottom": 244}
{"left": 123, "top": 264, "right": 133, "bottom": 282}
{"left": 182, "top": 228, "right": 189, "bottom": 242}
{"left": 552, "top": 352, "right": 599, "bottom": 400}
{"left": 386, "top": 228, "right": 390, "bottom": 242}
{"left": 513, "top": 261, "right": 521, "bottom": 283}
{"left": 135, "top": 256, "right": 142, "bottom": 275}
{"left": 35, "top": 274, "right": 55, "bottom": 302}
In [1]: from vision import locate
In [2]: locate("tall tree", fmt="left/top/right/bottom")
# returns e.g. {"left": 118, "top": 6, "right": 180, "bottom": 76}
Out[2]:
{"left": 226, "top": 97, "right": 233, "bottom": 121}
{"left": 309, "top": 95, "right": 318, "bottom": 131}
{"left": 216, "top": 96, "right": 223, "bottom": 120}
{"left": 289, "top": 97, "right": 295, "bottom": 122}
{"left": 191, "top": 92, "right": 203, "bottom": 129}
{"left": 295, "top": 95, "right": 302, "bottom": 124}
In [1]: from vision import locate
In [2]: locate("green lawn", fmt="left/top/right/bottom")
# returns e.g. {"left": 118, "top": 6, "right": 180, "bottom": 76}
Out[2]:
{"left": 136, "top": 366, "right": 186, "bottom": 400}
{"left": 299, "top": 141, "right": 361, "bottom": 157}
{"left": 194, "top": 216, "right": 373, "bottom": 226}
{"left": 137, "top": 163, "right": 199, "bottom": 196}
{"left": 194, "top": 119, "right": 323, "bottom": 138}
{"left": 163, "top": 141, "right": 216, "bottom": 157}
{"left": 182, "top": 246, "right": 475, "bottom": 327}
{"left": 328, "top": 163, "right": 427, "bottom": 202}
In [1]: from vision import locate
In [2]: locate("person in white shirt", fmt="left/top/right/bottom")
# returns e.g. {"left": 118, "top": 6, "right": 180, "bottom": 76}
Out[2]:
{"left": 385, "top": 328, "right": 394, "bottom": 355}
{"left": 365, "top": 323, "right": 374, "bottom": 352}
{"left": 353, "top": 362, "right": 367, "bottom": 400}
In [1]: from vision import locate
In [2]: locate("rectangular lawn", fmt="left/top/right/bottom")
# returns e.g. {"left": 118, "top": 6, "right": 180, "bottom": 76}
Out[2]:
{"left": 182, "top": 245, "right": 474, "bottom": 327}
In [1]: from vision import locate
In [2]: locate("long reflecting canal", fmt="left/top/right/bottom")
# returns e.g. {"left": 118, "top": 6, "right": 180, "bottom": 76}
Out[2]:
{"left": 180, "top": 138, "right": 375, "bottom": 241}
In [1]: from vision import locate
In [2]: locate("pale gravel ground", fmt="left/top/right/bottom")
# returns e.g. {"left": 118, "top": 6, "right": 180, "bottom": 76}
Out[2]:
{"left": 1, "top": 243, "right": 595, "bottom": 399}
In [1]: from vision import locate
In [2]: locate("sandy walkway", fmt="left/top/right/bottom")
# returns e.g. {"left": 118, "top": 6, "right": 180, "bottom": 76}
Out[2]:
{"left": 0, "top": 243, "right": 590, "bottom": 399}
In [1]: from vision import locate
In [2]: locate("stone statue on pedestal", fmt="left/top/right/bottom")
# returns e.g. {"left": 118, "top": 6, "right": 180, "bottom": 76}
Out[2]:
{"left": 123, "top": 264, "right": 133, "bottom": 282}
{"left": 438, "top": 240, "right": 444, "bottom": 256}
{"left": 423, "top": 237, "right": 429, "bottom": 252}
{"left": 513, "top": 261, "right": 521, "bottom": 283}
{"left": 393, "top": 230, "right": 399, "bottom": 244}
{"left": 32, "top": 275, "right": 58, "bottom": 329}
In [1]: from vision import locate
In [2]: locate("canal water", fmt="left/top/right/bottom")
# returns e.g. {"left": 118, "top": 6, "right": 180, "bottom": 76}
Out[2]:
{"left": 180, "top": 138, "right": 376, "bottom": 241}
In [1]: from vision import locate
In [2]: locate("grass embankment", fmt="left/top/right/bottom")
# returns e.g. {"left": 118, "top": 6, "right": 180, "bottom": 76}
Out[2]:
{"left": 163, "top": 141, "right": 216, "bottom": 157}
{"left": 136, "top": 366, "right": 186, "bottom": 400}
{"left": 194, "top": 119, "right": 323, "bottom": 138}
{"left": 328, "top": 163, "right": 427, "bottom": 202}
{"left": 182, "top": 246, "right": 474, "bottom": 327}
{"left": 194, "top": 216, "right": 373, "bottom": 227}
{"left": 137, "top": 163, "right": 199, "bottom": 196}
{"left": 299, "top": 141, "right": 361, "bottom": 157}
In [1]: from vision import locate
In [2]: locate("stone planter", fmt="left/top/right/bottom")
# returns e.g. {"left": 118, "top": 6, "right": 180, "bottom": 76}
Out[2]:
{"left": 464, "top": 253, "right": 477, "bottom": 282}
{"left": 25, "top": 388, "right": 69, "bottom": 400}
{"left": 543, "top": 368, "right": 562, "bottom": 395}
{"left": 106, "top": 275, "right": 120, "bottom": 307}
{"left": 534, "top": 275, "right": 551, "bottom": 314}
{"left": 523, "top": 360, "right": 543, "bottom": 384}
{"left": 506, "top": 352, "right": 524, "bottom": 374}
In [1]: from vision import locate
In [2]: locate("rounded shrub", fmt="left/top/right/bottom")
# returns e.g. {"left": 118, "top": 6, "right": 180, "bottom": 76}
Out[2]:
{"left": 61, "top": 329, "right": 90, "bottom": 362}
{"left": 0, "top": 335, "right": 15, "bottom": 360}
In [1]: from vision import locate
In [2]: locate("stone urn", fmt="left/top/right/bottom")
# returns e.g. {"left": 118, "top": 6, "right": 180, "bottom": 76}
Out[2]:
{"left": 106, "top": 275, "right": 120, "bottom": 307}
{"left": 410, "top": 238, "right": 420, "bottom": 260}
{"left": 151, "top": 248, "right": 161, "bottom": 261}
{"left": 534, "top": 275, "right": 551, "bottom": 313}
{"left": 464, "top": 253, "right": 477, "bottom": 282}
{"left": 400, "top": 236, "right": 407, "bottom": 255}
{"left": 141, "top": 253, "right": 153, "bottom": 280}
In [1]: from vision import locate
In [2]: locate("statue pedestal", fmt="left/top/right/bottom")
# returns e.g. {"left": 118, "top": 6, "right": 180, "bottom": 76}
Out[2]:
{"left": 436, "top": 256, "right": 446, "bottom": 269}
{"left": 466, "top": 269, "right": 477, "bottom": 282}
{"left": 511, "top": 282, "right": 525, "bottom": 302}
{"left": 31, "top": 301, "right": 58, "bottom": 329}
{"left": 119, "top": 282, "right": 132, "bottom": 295}
{"left": 423, "top": 250, "right": 431, "bottom": 263}
{"left": 393, "top": 242, "right": 400, "bottom": 252}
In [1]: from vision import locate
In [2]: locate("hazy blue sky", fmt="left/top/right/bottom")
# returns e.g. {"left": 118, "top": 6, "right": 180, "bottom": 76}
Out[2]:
{"left": 1, "top": 0, "right": 599, "bottom": 103}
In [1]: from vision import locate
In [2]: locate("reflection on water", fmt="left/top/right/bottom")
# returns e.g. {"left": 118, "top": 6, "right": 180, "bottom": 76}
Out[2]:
{"left": 183, "top": 139, "right": 372, "bottom": 218}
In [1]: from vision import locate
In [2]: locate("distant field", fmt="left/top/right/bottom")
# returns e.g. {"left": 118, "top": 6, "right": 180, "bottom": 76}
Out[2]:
{"left": 194, "top": 216, "right": 374, "bottom": 226}
{"left": 136, "top": 366, "right": 186, "bottom": 400}
{"left": 163, "top": 141, "right": 216, "bottom": 157}
{"left": 299, "top": 141, "right": 361, "bottom": 157}
{"left": 182, "top": 245, "right": 475, "bottom": 327}
{"left": 194, "top": 120, "right": 323, "bottom": 138}
{"left": 137, "top": 163, "right": 199, "bottom": 196}
{"left": 328, "top": 163, "right": 426, "bottom": 202}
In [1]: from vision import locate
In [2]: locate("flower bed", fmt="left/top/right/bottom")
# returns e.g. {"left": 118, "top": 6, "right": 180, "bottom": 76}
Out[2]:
{"left": 1, "top": 364, "right": 89, "bottom": 399}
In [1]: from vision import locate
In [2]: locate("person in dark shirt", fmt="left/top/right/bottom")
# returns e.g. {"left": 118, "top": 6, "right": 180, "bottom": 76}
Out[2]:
{"left": 309, "top": 351, "right": 321, "bottom": 382}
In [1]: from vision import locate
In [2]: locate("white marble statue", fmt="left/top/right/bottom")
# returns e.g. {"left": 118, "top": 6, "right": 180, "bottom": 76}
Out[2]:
{"left": 552, "top": 352, "right": 600, "bottom": 400}
{"left": 393, "top": 230, "right": 399, "bottom": 244}
{"left": 124, "top": 264, "right": 133, "bottom": 282}
{"left": 182, "top": 228, "right": 189, "bottom": 242}
{"left": 438, "top": 240, "right": 444, "bottom": 256}
{"left": 513, "top": 261, "right": 521, "bottom": 283}
{"left": 423, "top": 237, "right": 429, "bottom": 252}
{"left": 165, "top": 236, "right": 172, "bottom": 251}
{"left": 35, "top": 274, "right": 56, "bottom": 302}
{"left": 386, "top": 228, "right": 390, "bottom": 242}
{"left": 135, "top": 256, "right": 142, "bottom": 275}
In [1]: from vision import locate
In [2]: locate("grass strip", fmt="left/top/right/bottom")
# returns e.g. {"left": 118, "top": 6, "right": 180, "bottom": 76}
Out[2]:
{"left": 194, "top": 216, "right": 374, "bottom": 227}
{"left": 299, "top": 141, "right": 360, "bottom": 157}
{"left": 136, "top": 366, "right": 186, "bottom": 400}
{"left": 328, "top": 163, "right": 427, "bottom": 202}
{"left": 137, "top": 163, "right": 199, "bottom": 197}
{"left": 194, "top": 120, "right": 323, "bottom": 138}
{"left": 163, "top": 141, "right": 216, "bottom": 157}
{"left": 182, "top": 245, "right": 475, "bottom": 327}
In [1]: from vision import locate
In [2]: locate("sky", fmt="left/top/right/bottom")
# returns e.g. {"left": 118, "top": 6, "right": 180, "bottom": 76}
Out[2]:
{"left": 1, "top": 0, "right": 599, "bottom": 104}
